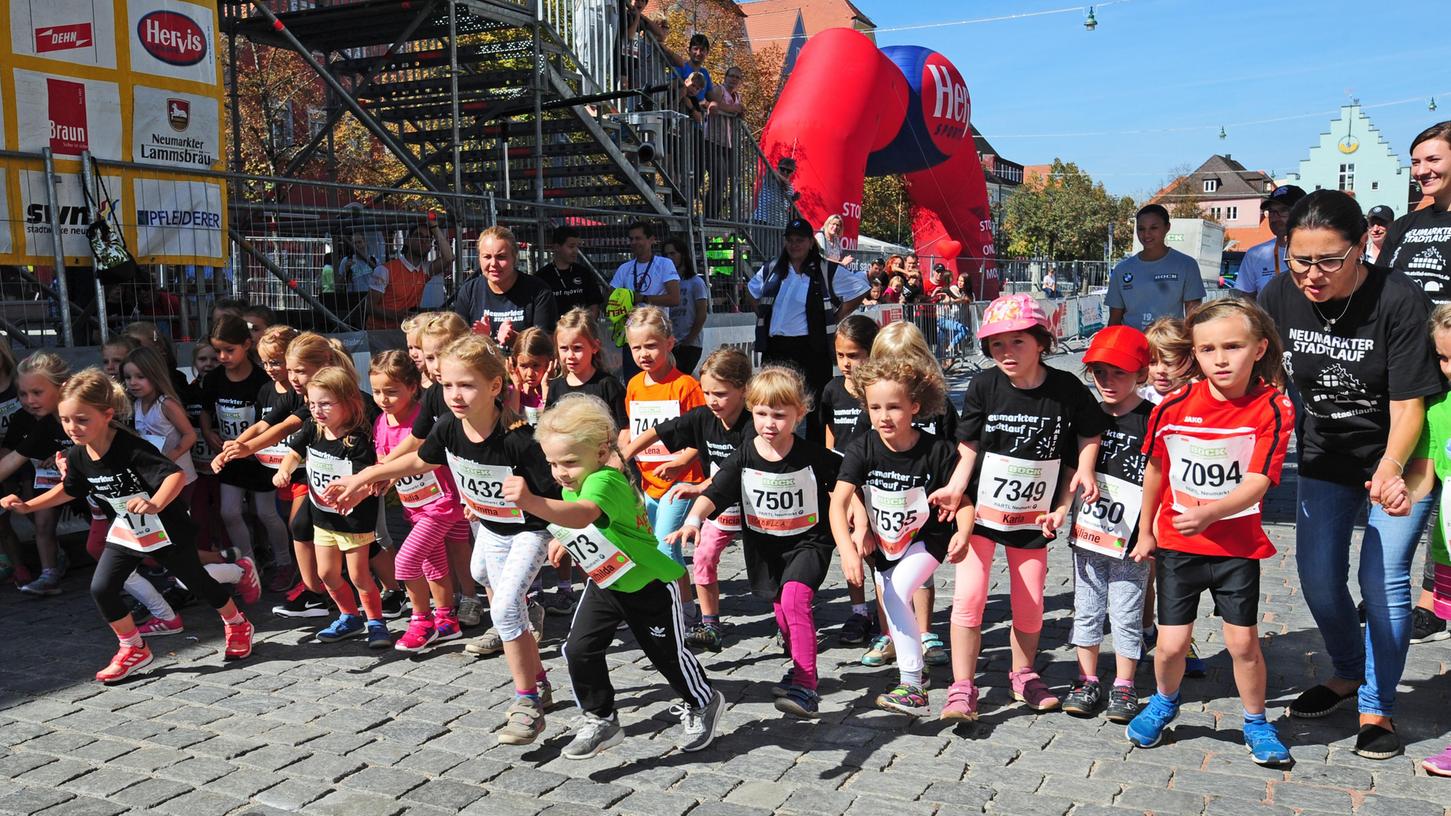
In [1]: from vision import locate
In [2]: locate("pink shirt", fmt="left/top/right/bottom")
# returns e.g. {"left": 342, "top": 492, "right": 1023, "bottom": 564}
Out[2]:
{"left": 375, "top": 402, "right": 465, "bottom": 523}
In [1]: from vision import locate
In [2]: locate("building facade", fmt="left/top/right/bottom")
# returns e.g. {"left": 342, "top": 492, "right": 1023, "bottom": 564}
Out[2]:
{"left": 1284, "top": 103, "right": 1410, "bottom": 218}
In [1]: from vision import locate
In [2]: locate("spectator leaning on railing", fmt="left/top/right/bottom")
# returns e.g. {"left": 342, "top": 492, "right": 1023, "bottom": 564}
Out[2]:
{"left": 366, "top": 216, "right": 452, "bottom": 330}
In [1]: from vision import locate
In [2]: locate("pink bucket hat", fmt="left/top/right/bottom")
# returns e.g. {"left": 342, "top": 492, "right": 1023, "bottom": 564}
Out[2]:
{"left": 976, "top": 293, "right": 1050, "bottom": 339}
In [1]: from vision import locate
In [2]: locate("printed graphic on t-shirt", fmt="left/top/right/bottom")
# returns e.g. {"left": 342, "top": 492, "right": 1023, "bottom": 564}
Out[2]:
{"left": 985, "top": 412, "right": 1063, "bottom": 458}
{"left": 1285, "top": 328, "right": 1378, "bottom": 421}
{"left": 1389, "top": 226, "right": 1451, "bottom": 297}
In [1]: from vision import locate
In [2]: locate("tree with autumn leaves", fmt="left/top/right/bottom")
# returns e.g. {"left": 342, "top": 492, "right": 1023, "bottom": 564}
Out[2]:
{"left": 1000, "top": 159, "right": 1137, "bottom": 261}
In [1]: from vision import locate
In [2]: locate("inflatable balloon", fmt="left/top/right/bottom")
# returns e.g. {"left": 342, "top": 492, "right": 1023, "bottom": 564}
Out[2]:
{"left": 757, "top": 28, "right": 999, "bottom": 298}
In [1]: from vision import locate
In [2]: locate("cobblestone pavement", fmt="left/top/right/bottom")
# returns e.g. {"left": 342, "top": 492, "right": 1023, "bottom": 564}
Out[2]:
{"left": 4, "top": 359, "right": 1451, "bottom": 815}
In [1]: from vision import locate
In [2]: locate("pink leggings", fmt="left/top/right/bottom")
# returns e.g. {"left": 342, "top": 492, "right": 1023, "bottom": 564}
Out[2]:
{"left": 772, "top": 581, "right": 819, "bottom": 690}
{"left": 950, "top": 535, "right": 1047, "bottom": 632}
{"left": 394, "top": 513, "right": 469, "bottom": 582}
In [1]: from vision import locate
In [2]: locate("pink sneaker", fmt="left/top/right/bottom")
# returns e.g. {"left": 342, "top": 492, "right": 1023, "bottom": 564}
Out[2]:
{"left": 940, "top": 680, "right": 980, "bottom": 721}
{"left": 434, "top": 611, "right": 462, "bottom": 642}
{"left": 1009, "top": 668, "right": 1061, "bottom": 711}
{"left": 394, "top": 616, "right": 438, "bottom": 653}
{"left": 1423, "top": 746, "right": 1451, "bottom": 777}
{"left": 236, "top": 557, "right": 262, "bottom": 605}
{"left": 137, "top": 616, "right": 184, "bottom": 637}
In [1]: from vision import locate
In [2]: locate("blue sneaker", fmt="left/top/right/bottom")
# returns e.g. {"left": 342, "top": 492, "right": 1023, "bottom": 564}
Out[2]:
{"left": 1126, "top": 692, "right": 1180, "bottom": 748}
{"left": 365, "top": 620, "right": 391, "bottom": 650}
{"left": 317, "top": 613, "right": 366, "bottom": 642}
{"left": 1184, "top": 639, "right": 1206, "bottom": 678}
{"left": 1244, "top": 719, "right": 1292, "bottom": 766}
{"left": 774, "top": 685, "right": 820, "bottom": 719}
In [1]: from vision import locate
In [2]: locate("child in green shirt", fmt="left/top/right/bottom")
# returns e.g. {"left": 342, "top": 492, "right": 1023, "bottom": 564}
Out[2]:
{"left": 502, "top": 393, "right": 724, "bottom": 760}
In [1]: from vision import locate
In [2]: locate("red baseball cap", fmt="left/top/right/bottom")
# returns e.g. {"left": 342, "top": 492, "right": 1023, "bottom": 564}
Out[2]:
{"left": 1084, "top": 325, "right": 1150, "bottom": 372}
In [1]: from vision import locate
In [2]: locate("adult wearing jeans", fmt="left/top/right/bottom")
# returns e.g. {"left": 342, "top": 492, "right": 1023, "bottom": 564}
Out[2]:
{"left": 1259, "top": 190, "right": 1441, "bottom": 760}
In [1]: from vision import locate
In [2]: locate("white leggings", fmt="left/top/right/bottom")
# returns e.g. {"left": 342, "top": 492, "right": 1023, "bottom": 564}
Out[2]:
{"left": 873, "top": 541, "right": 943, "bottom": 687}
{"left": 218, "top": 484, "right": 288, "bottom": 561}
{"left": 471, "top": 526, "right": 550, "bottom": 642}
{"left": 125, "top": 561, "right": 243, "bottom": 621}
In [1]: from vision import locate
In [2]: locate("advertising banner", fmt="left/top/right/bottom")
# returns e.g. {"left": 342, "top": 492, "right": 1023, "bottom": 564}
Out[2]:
{"left": 10, "top": 0, "right": 119, "bottom": 69}
{"left": 131, "top": 85, "right": 219, "bottom": 170}
{"left": 18, "top": 167, "right": 124, "bottom": 262}
{"left": 12, "top": 70, "right": 125, "bottom": 160}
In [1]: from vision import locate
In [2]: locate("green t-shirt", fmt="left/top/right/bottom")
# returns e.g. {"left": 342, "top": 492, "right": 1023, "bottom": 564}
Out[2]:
{"left": 1410, "top": 392, "right": 1451, "bottom": 567}
{"left": 560, "top": 467, "right": 684, "bottom": 592}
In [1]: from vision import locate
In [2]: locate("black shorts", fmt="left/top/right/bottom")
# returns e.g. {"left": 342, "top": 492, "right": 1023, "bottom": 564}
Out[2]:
{"left": 1155, "top": 549, "right": 1260, "bottom": 627}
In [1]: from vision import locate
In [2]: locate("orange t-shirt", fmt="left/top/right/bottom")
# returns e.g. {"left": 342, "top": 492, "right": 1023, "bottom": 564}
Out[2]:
{"left": 626, "top": 369, "right": 706, "bottom": 499}
{"left": 367, "top": 256, "right": 428, "bottom": 329}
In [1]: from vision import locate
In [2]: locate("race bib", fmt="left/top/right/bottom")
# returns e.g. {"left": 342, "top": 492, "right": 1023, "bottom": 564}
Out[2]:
{"left": 0, "top": 399, "right": 21, "bottom": 438}
{"left": 255, "top": 443, "right": 291, "bottom": 469}
{"left": 524, "top": 405, "right": 542, "bottom": 427}
{"left": 1163, "top": 434, "right": 1256, "bottom": 521}
{"left": 105, "top": 493, "right": 172, "bottom": 551}
{"left": 190, "top": 419, "right": 214, "bottom": 471}
{"left": 629, "top": 400, "right": 680, "bottom": 462}
{"left": 976, "top": 452, "right": 1059, "bottom": 532}
{"left": 32, "top": 459, "right": 61, "bottom": 491}
{"left": 710, "top": 461, "right": 741, "bottom": 532}
{"left": 306, "top": 451, "right": 354, "bottom": 515}
{"left": 1070, "top": 472, "right": 1144, "bottom": 558}
{"left": 548, "top": 523, "right": 634, "bottom": 588}
{"left": 741, "top": 467, "right": 819, "bottom": 536}
{"left": 396, "top": 469, "right": 444, "bottom": 509}
{"left": 446, "top": 453, "right": 523, "bottom": 524}
{"left": 864, "top": 485, "right": 930, "bottom": 558}
{"left": 142, "top": 434, "right": 168, "bottom": 453}
{"left": 216, "top": 404, "right": 253, "bottom": 441}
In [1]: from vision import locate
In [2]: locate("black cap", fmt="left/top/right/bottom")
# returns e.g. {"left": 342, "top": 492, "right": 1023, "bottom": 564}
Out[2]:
{"left": 933, "top": 263, "right": 948, "bottom": 273}
{"left": 1367, "top": 204, "right": 1395, "bottom": 224}
{"left": 1261, "top": 184, "right": 1307, "bottom": 210}
{"left": 784, "top": 217, "right": 813, "bottom": 238}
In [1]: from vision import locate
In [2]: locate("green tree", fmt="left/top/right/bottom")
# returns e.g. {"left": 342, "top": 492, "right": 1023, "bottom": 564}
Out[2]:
{"left": 1003, "top": 159, "right": 1134, "bottom": 261}
{"left": 858, "top": 174, "right": 910, "bottom": 244}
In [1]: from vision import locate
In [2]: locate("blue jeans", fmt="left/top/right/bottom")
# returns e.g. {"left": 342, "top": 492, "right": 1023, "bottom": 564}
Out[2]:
{"left": 1295, "top": 475, "right": 1434, "bottom": 716}
{"left": 645, "top": 489, "right": 695, "bottom": 567}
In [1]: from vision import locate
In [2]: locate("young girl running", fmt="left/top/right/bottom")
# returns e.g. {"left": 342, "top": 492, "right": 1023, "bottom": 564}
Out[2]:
{"left": 4, "top": 353, "right": 76, "bottom": 595}
{"left": 670, "top": 367, "right": 841, "bottom": 718}
{"left": 1, "top": 369, "right": 254, "bottom": 682}
{"left": 1125, "top": 299, "right": 1293, "bottom": 766}
{"left": 367, "top": 350, "right": 468, "bottom": 652}
{"left": 817, "top": 315, "right": 879, "bottom": 646}
{"left": 1062, "top": 326, "right": 1153, "bottom": 723}
{"left": 273, "top": 366, "right": 389, "bottom": 647}
{"left": 623, "top": 307, "right": 705, "bottom": 599}
{"left": 327, "top": 335, "right": 558, "bottom": 745}
{"left": 621, "top": 348, "right": 752, "bottom": 652}
{"left": 934, "top": 293, "right": 1106, "bottom": 720}
{"left": 830, "top": 357, "right": 971, "bottom": 716}
{"left": 511, "top": 327, "right": 554, "bottom": 426}
{"left": 199, "top": 315, "right": 288, "bottom": 565}
{"left": 502, "top": 394, "right": 723, "bottom": 758}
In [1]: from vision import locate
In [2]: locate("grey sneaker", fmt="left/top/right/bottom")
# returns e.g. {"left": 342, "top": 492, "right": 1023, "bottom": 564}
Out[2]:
{"left": 528, "top": 600, "right": 545, "bottom": 641}
{"left": 496, "top": 696, "right": 545, "bottom": 745}
{"left": 562, "top": 711, "right": 623, "bottom": 760}
{"left": 1105, "top": 685, "right": 1141, "bottom": 724}
{"left": 676, "top": 688, "right": 725, "bottom": 752}
{"left": 456, "top": 595, "right": 484, "bottom": 628}
{"left": 19, "top": 569, "right": 62, "bottom": 596}
{"left": 465, "top": 627, "right": 504, "bottom": 656}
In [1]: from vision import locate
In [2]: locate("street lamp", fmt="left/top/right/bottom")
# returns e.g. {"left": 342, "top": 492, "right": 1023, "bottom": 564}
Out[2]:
{"left": 1219, "top": 126, "right": 1227, "bottom": 140}
{"left": 1084, "top": 6, "right": 1098, "bottom": 30}
{"left": 1432, "top": 97, "right": 1439, "bottom": 112}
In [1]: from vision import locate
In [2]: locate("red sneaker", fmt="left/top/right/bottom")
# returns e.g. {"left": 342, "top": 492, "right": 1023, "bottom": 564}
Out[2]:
{"left": 224, "top": 617, "right": 254, "bottom": 661}
{"left": 96, "top": 644, "right": 153, "bottom": 684}
{"left": 137, "top": 616, "right": 184, "bottom": 637}
{"left": 236, "top": 557, "right": 262, "bottom": 605}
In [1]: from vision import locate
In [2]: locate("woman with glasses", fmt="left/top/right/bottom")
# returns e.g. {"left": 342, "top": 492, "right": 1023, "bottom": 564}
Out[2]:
{"left": 1259, "top": 189, "right": 1441, "bottom": 760}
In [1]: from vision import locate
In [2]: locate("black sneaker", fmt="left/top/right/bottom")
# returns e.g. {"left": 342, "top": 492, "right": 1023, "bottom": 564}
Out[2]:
{"left": 1104, "top": 685, "right": 1140, "bottom": 724}
{"left": 838, "top": 612, "right": 875, "bottom": 647}
{"left": 1357, "top": 600, "right": 1367, "bottom": 624}
{"left": 1354, "top": 722, "right": 1402, "bottom": 760}
{"left": 1289, "top": 684, "right": 1356, "bottom": 719}
{"left": 1062, "top": 679, "right": 1102, "bottom": 717}
{"left": 685, "top": 623, "right": 723, "bottom": 653}
{"left": 274, "top": 589, "right": 331, "bottom": 618}
{"left": 1410, "top": 607, "right": 1449, "bottom": 644}
{"left": 162, "top": 584, "right": 195, "bottom": 611}
{"left": 380, "top": 589, "right": 408, "bottom": 620}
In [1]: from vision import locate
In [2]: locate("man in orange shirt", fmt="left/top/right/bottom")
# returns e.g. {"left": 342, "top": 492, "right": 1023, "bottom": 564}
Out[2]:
{"left": 367, "top": 219, "right": 453, "bottom": 329}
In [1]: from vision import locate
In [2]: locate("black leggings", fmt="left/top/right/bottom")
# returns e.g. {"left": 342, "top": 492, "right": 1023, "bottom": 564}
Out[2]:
{"left": 92, "top": 543, "right": 231, "bottom": 622}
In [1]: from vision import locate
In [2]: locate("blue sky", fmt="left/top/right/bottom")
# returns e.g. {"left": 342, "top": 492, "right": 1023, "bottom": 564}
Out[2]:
{"left": 850, "top": 0, "right": 1451, "bottom": 199}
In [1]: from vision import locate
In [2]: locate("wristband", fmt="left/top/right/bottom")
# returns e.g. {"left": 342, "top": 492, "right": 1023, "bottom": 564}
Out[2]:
{"left": 683, "top": 517, "right": 702, "bottom": 529}
{"left": 1380, "top": 456, "right": 1405, "bottom": 474}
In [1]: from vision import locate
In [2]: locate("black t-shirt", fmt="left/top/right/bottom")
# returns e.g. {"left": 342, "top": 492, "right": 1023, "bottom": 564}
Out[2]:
{"left": 259, "top": 384, "right": 303, "bottom": 427}
{"left": 1260, "top": 264, "right": 1443, "bottom": 485}
{"left": 410, "top": 383, "right": 449, "bottom": 441}
{"left": 199, "top": 365, "right": 274, "bottom": 490}
{"left": 288, "top": 421, "right": 379, "bottom": 534}
{"left": 819, "top": 376, "right": 864, "bottom": 453}
{"left": 63, "top": 428, "right": 194, "bottom": 549}
{"left": 1070, "top": 401, "right": 1151, "bottom": 554}
{"left": 417, "top": 413, "right": 560, "bottom": 534}
{"left": 656, "top": 405, "right": 753, "bottom": 471}
{"left": 454, "top": 273, "right": 559, "bottom": 339}
{"left": 536, "top": 262, "right": 604, "bottom": 321}
{"left": 7, "top": 411, "right": 73, "bottom": 462}
{"left": 546, "top": 369, "right": 629, "bottom": 431}
{"left": 957, "top": 366, "right": 1109, "bottom": 549}
{"left": 838, "top": 430, "right": 960, "bottom": 569}
{"left": 1379, "top": 203, "right": 1451, "bottom": 302}
{"left": 704, "top": 437, "right": 840, "bottom": 598}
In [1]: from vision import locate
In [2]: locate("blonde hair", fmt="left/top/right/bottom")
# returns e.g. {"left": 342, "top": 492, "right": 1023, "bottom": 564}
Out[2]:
{"left": 18, "top": 351, "right": 70, "bottom": 388}
{"left": 555, "top": 307, "right": 606, "bottom": 373}
{"left": 477, "top": 225, "right": 519, "bottom": 261}
{"left": 1431, "top": 303, "right": 1451, "bottom": 336}
{"left": 124, "top": 347, "right": 183, "bottom": 406}
{"left": 1144, "top": 316, "right": 1191, "bottom": 368}
{"left": 745, "top": 365, "right": 811, "bottom": 413}
{"left": 306, "top": 366, "right": 369, "bottom": 442}
{"left": 257, "top": 324, "right": 301, "bottom": 361}
{"left": 419, "top": 312, "right": 470, "bottom": 346}
{"left": 872, "top": 322, "right": 943, "bottom": 372}
{"left": 537, "top": 394, "right": 639, "bottom": 493}
{"left": 850, "top": 358, "right": 947, "bottom": 420}
{"left": 1183, "top": 299, "right": 1286, "bottom": 389}
{"left": 441, "top": 334, "right": 525, "bottom": 430}
{"left": 60, "top": 367, "right": 128, "bottom": 416}
{"left": 286, "top": 332, "right": 357, "bottom": 381}
{"left": 697, "top": 347, "right": 751, "bottom": 389}
{"left": 624, "top": 304, "right": 673, "bottom": 342}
